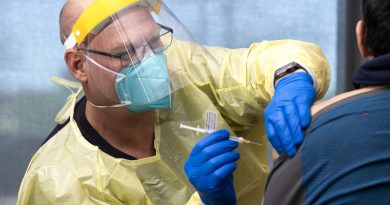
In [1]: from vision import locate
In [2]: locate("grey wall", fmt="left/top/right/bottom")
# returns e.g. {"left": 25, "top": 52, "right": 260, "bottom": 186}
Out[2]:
{"left": 0, "top": 1, "right": 69, "bottom": 204}
{"left": 166, "top": 0, "right": 339, "bottom": 97}
{"left": 0, "top": 0, "right": 342, "bottom": 204}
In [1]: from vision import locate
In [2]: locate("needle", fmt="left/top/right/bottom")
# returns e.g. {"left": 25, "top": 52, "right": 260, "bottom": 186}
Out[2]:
{"left": 229, "top": 136, "right": 263, "bottom": 147}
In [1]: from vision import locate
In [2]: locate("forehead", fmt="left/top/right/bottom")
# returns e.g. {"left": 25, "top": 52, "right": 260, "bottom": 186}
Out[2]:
{"left": 89, "top": 6, "right": 158, "bottom": 49}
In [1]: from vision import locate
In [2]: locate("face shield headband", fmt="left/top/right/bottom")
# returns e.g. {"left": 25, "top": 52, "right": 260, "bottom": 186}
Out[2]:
{"left": 64, "top": 0, "right": 162, "bottom": 49}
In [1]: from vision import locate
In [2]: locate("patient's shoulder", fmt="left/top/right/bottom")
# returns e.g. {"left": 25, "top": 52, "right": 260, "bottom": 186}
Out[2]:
{"left": 311, "top": 86, "right": 385, "bottom": 115}
{"left": 265, "top": 86, "right": 390, "bottom": 205}
{"left": 307, "top": 86, "right": 390, "bottom": 143}
{"left": 299, "top": 86, "right": 390, "bottom": 204}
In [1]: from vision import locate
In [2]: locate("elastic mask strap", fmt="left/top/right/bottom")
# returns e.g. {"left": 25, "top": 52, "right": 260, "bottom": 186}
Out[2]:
{"left": 88, "top": 100, "right": 132, "bottom": 109}
{"left": 80, "top": 53, "right": 132, "bottom": 109}
{"left": 80, "top": 51, "right": 126, "bottom": 81}
{"left": 51, "top": 76, "right": 84, "bottom": 124}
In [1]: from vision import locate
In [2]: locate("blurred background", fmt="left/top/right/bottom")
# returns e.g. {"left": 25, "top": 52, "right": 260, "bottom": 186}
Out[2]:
{"left": 0, "top": 0, "right": 362, "bottom": 204}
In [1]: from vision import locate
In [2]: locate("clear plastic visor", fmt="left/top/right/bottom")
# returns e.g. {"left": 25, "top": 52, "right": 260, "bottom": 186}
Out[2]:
{"left": 65, "top": 1, "right": 218, "bottom": 108}
{"left": 77, "top": 4, "right": 174, "bottom": 107}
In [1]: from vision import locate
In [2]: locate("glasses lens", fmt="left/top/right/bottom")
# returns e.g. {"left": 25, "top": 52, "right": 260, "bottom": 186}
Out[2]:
{"left": 120, "top": 25, "right": 172, "bottom": 68}
{"left": 150, "top": 38, "right": 164, "bottom": 53}
{"left": 161, "top": 27, "right": 173, "bottom": 50}
{"left": 120, "top": 45, "right": 144, "bottom": 68}
{"left": 152, "top": 30, "right": 172, "bottom": 53}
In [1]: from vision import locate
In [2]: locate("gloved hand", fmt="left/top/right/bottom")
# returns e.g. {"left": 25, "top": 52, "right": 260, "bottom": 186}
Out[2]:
{"left": 264, "top": 72, "right": 315, "bottom": 157}
{"left": 184, "top": 129, "right": 240, "bottom": 205}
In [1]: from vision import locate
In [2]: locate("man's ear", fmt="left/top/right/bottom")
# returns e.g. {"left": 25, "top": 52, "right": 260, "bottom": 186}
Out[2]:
{"left": 356, "top": 20, "right": 373, "bottom": 58}
{"left": 64, "top": 49, "right": 88, "bottom": 83}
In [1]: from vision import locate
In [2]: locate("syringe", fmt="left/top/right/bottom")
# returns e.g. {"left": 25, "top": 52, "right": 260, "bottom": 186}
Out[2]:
{"left": 180, "top": 123, "right": 262, "bottom": 146}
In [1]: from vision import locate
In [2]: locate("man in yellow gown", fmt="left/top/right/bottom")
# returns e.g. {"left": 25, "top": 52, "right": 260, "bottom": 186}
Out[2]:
{"left": 17, "top": 0, "right": 330, "bottom": 204}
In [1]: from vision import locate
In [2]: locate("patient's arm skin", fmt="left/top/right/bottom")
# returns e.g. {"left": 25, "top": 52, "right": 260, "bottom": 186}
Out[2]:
{"left": 271, "top": 86, "right": 382, "bottom": 160}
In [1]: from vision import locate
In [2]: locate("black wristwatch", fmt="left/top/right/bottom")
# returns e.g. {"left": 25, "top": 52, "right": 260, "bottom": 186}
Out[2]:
{"left": 273, "top": 62, "right": 307, "bottom": 86}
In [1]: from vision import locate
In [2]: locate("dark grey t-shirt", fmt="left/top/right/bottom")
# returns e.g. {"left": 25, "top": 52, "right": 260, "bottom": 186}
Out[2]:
{"left": 263, "top": 88, "right": 390, "bottom": 205}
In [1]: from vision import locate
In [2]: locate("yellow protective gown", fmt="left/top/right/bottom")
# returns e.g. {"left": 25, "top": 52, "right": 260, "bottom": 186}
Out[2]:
{"left": 17, "top": 39, "right": 330, "bottom": 205}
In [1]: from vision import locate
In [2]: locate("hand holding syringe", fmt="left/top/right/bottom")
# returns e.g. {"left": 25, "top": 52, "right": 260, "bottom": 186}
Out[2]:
{"left": 180, "top": 123, "right": 262, "bottom": 146}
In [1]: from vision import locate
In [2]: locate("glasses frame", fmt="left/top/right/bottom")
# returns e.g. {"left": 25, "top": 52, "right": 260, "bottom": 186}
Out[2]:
{"left": 76, "top": 23, "right": 173, "bottom": 68}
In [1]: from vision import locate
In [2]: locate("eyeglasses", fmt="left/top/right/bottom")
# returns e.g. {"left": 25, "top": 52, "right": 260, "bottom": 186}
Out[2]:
{"left": 77, "top": 23, "right": 173, "bottom": 68}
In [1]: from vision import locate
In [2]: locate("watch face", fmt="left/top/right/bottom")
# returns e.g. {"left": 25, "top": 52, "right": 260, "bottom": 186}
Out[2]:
{"left": 275, "top": 62, "right": 299, "bottom": 76}
{"left": 274, "top": 62, "right": 307, "bottom": 86}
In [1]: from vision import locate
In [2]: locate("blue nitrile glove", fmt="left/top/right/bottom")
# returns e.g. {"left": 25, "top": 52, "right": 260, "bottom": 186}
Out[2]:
{"left": 184, "top": 129, "right": 240, "bottom": 205}
{"left": 264, "top": 72, "right": 315, "bottom": 157}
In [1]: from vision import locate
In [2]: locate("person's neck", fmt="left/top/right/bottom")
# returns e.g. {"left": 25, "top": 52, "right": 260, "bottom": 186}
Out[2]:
{"left": 85, "top": 101, "right": 156, "bottom": 159}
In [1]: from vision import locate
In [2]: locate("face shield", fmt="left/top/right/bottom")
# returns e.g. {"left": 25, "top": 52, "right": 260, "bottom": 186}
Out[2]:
{"left": 63, "top": 0, "right": 216, "bottom": 112}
